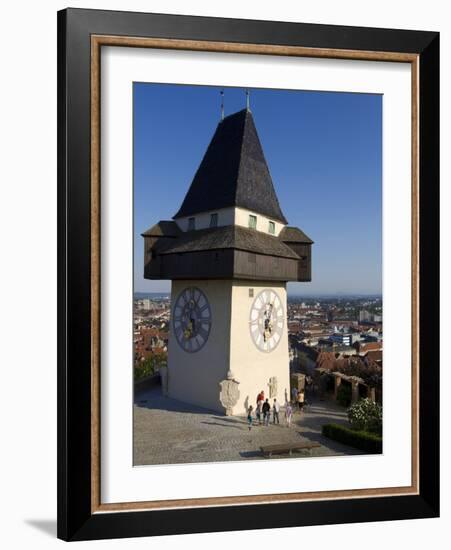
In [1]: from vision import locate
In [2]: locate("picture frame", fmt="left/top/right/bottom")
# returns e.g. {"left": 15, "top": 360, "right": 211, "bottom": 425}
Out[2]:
{"left": 57, "top": 7, "right": 439, "bottom": 541}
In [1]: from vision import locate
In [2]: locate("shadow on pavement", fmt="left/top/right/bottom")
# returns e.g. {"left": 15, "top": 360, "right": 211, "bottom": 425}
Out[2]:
{"left": 299, "top": 429, "right": 365, "bottom": 455}
{"left": 134, "top": 388, "right": 220, "bottom": 416}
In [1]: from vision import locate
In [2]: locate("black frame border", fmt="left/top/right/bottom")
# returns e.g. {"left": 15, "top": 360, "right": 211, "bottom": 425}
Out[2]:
{"left": 57, "top": 8, "right": 439, "bottom": 541}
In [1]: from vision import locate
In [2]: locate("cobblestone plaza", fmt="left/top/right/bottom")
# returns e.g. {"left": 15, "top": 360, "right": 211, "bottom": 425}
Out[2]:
{"left": 133, "top": 387, "right": 362, "bottom": 465}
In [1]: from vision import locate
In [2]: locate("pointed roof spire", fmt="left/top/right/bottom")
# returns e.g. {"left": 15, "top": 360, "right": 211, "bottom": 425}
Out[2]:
{"left": 220, "top": 90, "right": 224, "bottom": 121}
{"left": 173, "top": 108, "right": 288, "bottom": 224}
{"left": 246, "top": 89, "right": 250, "bottom": 112}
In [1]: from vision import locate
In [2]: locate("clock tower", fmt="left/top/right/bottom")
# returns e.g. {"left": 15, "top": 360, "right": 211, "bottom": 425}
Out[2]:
{"left": 142, "top": 106, "right": 313, "bottom": 415}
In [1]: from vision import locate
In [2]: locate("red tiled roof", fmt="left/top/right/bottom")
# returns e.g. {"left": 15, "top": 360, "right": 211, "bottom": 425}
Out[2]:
{"left": 366, "top": 350, "right": 383, "bottom": 362}
{"left": 358, "top": 341, "right": 382, "bottom": 352}
{"left": 316, "top": 351, "right": 336, "bottom": 370}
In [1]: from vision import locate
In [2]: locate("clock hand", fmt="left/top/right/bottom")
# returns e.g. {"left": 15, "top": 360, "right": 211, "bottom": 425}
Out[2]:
{"left": 182, "top": 307, "right": 194, "bottom": 339}
{"left": 263, "top": 302, "right": 274, "bottom": 342}
{"left": 266, "top": 302, "right": 274, "bottom": 322}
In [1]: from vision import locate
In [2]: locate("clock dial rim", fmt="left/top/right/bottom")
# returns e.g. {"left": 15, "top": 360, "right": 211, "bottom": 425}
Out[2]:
{"left": 249, "top": 288, "right": 284, "bottom": 353}
{"left": 173, "top": 286, "right": 212, "bottom": 353}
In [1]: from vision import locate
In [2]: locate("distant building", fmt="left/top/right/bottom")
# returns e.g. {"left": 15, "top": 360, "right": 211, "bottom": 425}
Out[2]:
{"left": 355, "top": 341, "right": 383, "bottom": 354}
{"left": 359, "top": 309, "right": 383, "bottom": 324}
{"left": 141, "top": 298, "right": 152, "bottom": 310}
{"left": 330, "top": 332, "right": 352, "bottom": 346}
{"left": 329, "top": 325, "right": 362, "bottom": 346}
{"left": 364, "top": 329, "right": 383, "bottom": 341}
{"left": 359, "top": 309, "right": 372, "bottom": 323}
{"left": 288, "top": 321, "right": 302, "bottom": 334}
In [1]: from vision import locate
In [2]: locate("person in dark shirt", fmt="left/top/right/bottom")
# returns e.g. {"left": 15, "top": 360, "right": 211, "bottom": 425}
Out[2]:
{"left": 262, "top": 399, "right": 271, "bottom": 426}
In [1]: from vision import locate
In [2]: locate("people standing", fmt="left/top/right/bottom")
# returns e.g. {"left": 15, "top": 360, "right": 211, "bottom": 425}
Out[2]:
{"left": 285, "top": 402, "right": 293, "bottom": 427}
{"left": 256, "top": 398, "right": 263, "bottom": 425}
{"left": 297, "top": 389, "right": 305, "bottom": 412}
{"left": 262, "top": 398, "right": 271, "bottom": 426}
{"left": 291, "top": 386, "right": 298, "bottom": 405}
{"left": 273, "top": 399, "right": 280, "bottom": 424}
{"left": 247, "top": 406, "right": 253, "bottom": 430}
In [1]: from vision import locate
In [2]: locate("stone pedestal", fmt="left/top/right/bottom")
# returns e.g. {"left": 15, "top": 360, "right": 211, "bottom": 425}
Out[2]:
{"left": 351, "top": 380, "right": 360, "bottom": 404}
{"left": 334, "top": 375, "right": 342, "bottom": 400}
{"left": 219, "top": 371, "right": 240, "bottom": 416}
{"left": 268, "top": 377, "right": 278, "bottom": 398}
{"left": 369, "top": 387, "right": 376, "bottom": 402}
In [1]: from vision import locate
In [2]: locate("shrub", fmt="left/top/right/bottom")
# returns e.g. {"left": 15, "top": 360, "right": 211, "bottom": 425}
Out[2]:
{"left": 134, "top": 357, "right": 154, "bottom": 381}
{"left": 347, "top": 398, "right": 382, "bottom": 435}
{"left": 134, "top": 352, "right": 167, "bottom": 381}
{"left": 336, "top": 384, "right": 352, "bottom": 407}
{"left": 322, "top": 423, "right": 382, "bottom": 454}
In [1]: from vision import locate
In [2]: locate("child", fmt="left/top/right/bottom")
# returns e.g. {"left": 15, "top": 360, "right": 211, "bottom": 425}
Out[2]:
{"left": 285, "top": 402, "right": 293, "bottom": 428}
{"left": 247, "top": 406, "right": 253, "bottom": 430}
{"left": 256, "top": 399, "right": 263, "bottom": 425}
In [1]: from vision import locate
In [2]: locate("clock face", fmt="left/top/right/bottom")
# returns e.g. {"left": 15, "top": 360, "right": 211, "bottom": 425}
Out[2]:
{"left": 249, "top": 289, "right": 284, "bottom": 353}
{"left": 173, "top": 287, "right": 212, "bottom": 353}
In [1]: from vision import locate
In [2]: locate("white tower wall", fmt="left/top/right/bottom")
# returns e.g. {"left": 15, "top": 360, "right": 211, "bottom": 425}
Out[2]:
{"left": 167, "top": 279, "right": 290, "bottom": 416}
{"left": 168, "top": 279, "right": 232, "bottom": 412}
{"left": 229, "top": 281, "right": 290, "bottom": 415}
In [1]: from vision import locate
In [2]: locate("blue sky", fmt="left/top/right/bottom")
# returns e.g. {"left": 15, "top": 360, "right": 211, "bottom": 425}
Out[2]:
{"left": 134, "top": 83, "right": 382, "bottom": 296}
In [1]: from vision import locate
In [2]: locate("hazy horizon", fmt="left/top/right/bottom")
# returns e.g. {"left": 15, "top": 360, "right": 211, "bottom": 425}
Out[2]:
{"left": 134, "top": 289, "right": 382, "bottom": 299}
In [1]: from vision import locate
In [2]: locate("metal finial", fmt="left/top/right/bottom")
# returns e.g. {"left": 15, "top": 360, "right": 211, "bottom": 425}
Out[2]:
{"left": 246, "top": 89, "right": 250, "bottom": 111}
{"left": 220, "top": 90, "right": 224, "bottom": 121}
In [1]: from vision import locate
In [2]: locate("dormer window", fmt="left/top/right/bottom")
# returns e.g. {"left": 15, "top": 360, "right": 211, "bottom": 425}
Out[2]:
{"left": 188, "top": 217, "right": 195, "bottom": 231}
{"left": 210, "top": 213, "right": 218, "bottom": 228}
{"left": 248, "top": 214, "right": 257, "bottom": 230}
{"left": 268, "top": 221, "right": 276, "bottom": 235}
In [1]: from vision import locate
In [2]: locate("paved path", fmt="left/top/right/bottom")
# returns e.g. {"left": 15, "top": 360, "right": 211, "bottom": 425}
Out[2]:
{"left": 133, "top": 388, "right": 362, "bottom": 465}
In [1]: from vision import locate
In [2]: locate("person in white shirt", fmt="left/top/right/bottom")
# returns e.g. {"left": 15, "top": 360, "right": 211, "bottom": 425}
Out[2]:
{"left": 273, "top": 399, "right": 280, "bottom": 424}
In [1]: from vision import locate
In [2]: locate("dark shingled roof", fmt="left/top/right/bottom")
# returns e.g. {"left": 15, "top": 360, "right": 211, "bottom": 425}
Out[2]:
{"left": 141, "top": 221, "right": 181, "bottom": 237}
{"left": 279, "top": 226, "right": 314, "bottom": 244}
{"left": 160, "top": 225, "right": 300, "bottom": 260}
{"left": 173, "top": 109, "right": 288, "bottom": 224}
